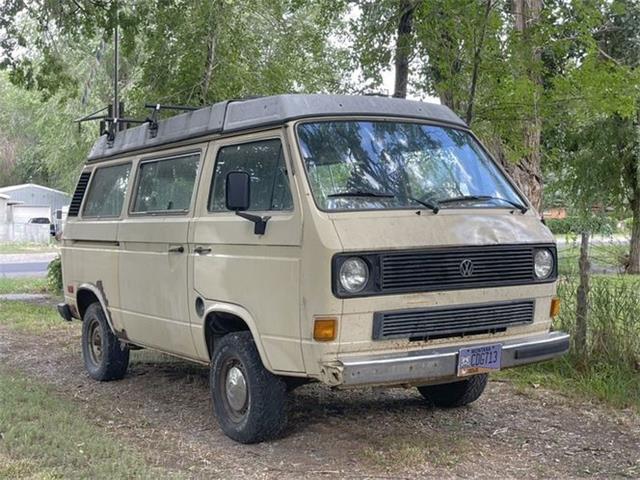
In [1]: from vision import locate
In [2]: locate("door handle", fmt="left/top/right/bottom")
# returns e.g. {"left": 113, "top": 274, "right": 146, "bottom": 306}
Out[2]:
{"left": 194, "top": 246, "right": 212, "bottom": 255}
{"left": 168, "top": 245, "right": 184, "bottom": 253}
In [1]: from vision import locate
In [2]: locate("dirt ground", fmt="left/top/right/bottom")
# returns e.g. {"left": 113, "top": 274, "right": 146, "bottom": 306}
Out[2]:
{"left": 1, "top": 321, "right": 639, "bottom": 480}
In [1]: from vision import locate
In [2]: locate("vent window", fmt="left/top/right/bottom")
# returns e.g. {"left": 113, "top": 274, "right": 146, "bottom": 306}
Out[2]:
{"left": 68, "top": 172, "right": 91, "bottom": 217}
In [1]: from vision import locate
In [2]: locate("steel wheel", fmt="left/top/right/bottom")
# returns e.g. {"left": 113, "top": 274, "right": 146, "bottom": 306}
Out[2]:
{"left": 87, "top": 318, "right": 103, "bottom": 366}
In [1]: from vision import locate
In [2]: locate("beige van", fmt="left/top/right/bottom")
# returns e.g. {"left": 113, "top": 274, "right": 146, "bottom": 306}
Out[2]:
{"left": 58, "top": 94, "right": 568, "bottom": 443}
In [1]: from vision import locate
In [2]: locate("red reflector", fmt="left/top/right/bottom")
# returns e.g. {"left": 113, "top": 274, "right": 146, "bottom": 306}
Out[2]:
{"left": 67, "top": 285, "right": 74, "bottom": 294}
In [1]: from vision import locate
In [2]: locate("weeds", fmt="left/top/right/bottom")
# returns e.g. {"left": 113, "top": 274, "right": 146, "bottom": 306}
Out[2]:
{"left": 555, "top": 275, "right": 640, "bottom": 369}
{"left": 504, "top": 272, "right": 640, "bottom": 410}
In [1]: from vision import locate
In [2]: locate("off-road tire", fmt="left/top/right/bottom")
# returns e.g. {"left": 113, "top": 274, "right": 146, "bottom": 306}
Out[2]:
{"left": 210, "top": 331, "right": 287, "bottom": 444}
{"left": 417, "top": 374, "right": 488, "bottom": 408}
{"left": 81, "top": 302, "right": 129, "bottom": 381}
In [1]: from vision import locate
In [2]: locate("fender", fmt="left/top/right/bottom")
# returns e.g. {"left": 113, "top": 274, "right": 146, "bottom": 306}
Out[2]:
{"left": 201, "top": 300, "right": 274, "bottom": 372}
{"left": 77, "top": 282, "right": 117, "bottom": 335}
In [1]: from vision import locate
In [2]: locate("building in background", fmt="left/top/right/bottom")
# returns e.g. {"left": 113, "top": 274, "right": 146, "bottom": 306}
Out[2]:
{"left": 0, "top": 183, "right": 70, "bottom": 243}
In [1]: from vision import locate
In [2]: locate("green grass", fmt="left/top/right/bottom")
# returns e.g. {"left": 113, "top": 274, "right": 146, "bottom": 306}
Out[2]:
{"left": 0, "top": 277, "right": 48, "bottom": 295}
{"left": 0, "top": 242, "right": 57, "bottom": 254}
{"left": 0, "top": 301, "right": 65, "bottom": 334}
{"left": 0, "top": 369, "right": 177, "bottom": 479}
{"left": 499, "top": 356, "right": 640, "bottom": 411}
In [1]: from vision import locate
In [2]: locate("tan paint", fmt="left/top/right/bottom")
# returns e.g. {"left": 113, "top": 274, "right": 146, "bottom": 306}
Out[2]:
{"left": 62, "top": 116, "right": 559, "bottom": 384}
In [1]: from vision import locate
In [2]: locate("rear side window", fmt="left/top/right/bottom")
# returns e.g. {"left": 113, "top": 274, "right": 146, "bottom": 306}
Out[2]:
{"left": 132, "top": 153, "right": 200, "bottom": 214}
{"left": 83, "top": 163, "right": 131, "bottom": 218}
{"left": 208, "top": 139, "right": 293, "bottom": 212}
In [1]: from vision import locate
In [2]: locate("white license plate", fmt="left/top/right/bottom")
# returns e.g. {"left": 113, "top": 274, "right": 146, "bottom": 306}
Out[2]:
{"left": 457, "top": 344, "right": 502, "bottom": 377}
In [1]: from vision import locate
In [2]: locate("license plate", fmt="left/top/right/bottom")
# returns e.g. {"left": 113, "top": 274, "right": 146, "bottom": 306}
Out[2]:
{"left": 457, "top": 344, "right": 502, "bottom": 377}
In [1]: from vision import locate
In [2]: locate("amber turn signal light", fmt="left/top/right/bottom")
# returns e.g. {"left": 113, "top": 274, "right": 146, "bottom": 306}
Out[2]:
{"left": 313, "top": 318, "right": 337, "bottom": 342}
{"left": 550, "top": 297, "right": 561, "bottom": 317}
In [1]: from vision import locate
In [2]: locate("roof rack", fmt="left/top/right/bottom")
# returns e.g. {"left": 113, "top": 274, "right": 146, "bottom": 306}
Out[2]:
{"left": 144, "top": 104, "right": 199, "bottom": 138}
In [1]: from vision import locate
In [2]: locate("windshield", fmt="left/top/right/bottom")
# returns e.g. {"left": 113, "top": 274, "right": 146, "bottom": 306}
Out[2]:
{"left": 296, "top": 121, "right": 525, "bottom": 212}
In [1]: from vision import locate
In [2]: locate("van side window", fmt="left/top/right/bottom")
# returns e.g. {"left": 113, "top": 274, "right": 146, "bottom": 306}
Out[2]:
{"left": 208, "top": 139, "right": 293, "bottom": 212}
{"left": 83, "top": 163, "right": 131, "bottom": 218}
{"left": 132, "top": 153, "right": 200, "bottom": 213}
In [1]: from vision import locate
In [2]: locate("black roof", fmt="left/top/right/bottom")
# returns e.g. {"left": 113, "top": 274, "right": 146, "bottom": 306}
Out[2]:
{"left": 87, "top": 94, "right": 466, "bottom": 161}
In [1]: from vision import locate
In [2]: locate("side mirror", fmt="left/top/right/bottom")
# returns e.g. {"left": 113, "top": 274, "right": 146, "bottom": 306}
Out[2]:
{"left": 225, "top": 171, "right": 251, "bottom": 211}
{"left": 225, "top": 171, "right": 270, "bottom": 235}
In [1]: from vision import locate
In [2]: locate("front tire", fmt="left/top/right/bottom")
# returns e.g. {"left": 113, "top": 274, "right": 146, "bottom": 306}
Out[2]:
{"left": 417, "top": 374, "right": 488, "bottom": 408}
{"left": 81, "top": 302, "right": 129, "bottom": 381}
{"left": 210, "top": 331, "right": 287, "bottom": 444}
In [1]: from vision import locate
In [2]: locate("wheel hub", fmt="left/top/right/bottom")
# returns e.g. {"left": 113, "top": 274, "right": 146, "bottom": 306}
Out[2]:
{"left": 89, "top": 320, "right": 103, "bottom": 365}
{"left": 225, "top": 365, "right": 247, "bottom": 412}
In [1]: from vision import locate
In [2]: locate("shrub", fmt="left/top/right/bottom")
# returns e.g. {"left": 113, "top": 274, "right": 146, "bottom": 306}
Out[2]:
{"left": 47, "top": 255, "right": 63, "bottom": 294}
{"left": 545, "top": 216, "right": 618, "bottom": 235}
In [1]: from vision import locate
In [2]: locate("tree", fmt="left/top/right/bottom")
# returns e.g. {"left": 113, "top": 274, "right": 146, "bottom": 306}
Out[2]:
{"left": 543, "top": 0, "right": 639, "bottom": 354}
{"left": 0, "top": 0, "right": 351, "bottom": 189}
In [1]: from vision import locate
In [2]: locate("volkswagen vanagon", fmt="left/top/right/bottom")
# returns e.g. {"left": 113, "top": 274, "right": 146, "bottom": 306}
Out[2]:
{"left": 58, "top": 94, "right": 569, "bottom": 443}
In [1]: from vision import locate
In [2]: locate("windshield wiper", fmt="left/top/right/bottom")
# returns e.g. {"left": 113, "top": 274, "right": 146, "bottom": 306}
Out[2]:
{"left": 407, "top": 196, "right": 440, "bottom": 214}
{"left": 437, "top": 195, "right": 528, "bottom": 214}
{"left": 327, "top": 191, "right": 440, "bottom": 214}
{"left": 327, "top": 190, "right": 395, "bottom": 198}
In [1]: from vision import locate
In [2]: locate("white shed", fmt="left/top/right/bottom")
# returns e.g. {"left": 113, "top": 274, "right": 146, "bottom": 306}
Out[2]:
{"left": 0, "top": 183, "right": 70, "bottom": 222}
{"left": 0, "top": 193, "right": 8, "bottom": 223}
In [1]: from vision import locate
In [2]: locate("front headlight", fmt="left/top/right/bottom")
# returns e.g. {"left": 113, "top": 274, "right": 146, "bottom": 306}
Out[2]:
{"left": 534, "top": 249, "right": 554, "bottom": 279}
{"left": 339, "top": 257, "right": 369, "bottom": 293}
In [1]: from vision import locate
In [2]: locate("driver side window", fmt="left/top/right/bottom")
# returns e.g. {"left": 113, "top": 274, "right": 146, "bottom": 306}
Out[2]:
{"left": 208, "top": 138, "right": 293, "bottom": 212}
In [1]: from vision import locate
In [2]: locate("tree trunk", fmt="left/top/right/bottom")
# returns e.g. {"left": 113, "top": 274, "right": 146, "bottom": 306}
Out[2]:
{"left": 201, "top": 27, "right": 217, "bottom": 104}
{"left": 575, "top": 231, "right": 590, "bottom": 362}
{"left": 512, "top": 0, "right": 543, "bottom": 211}
{"left": 628, "top": 185, "right": 640, "bottom": 274}
{"left": 393, "top": 0, "right": 417, "bottom": 98}
{"left": 200, "top": 2, "right": 221, "bottom": 105}
{"left": 465, "top": 0, "right": 492, "bottom": 125}
{"left": 628, "top": 108, "right": 640, "bottom": 273}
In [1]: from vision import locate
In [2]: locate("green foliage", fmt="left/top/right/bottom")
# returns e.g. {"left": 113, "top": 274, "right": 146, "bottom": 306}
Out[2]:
{"left": 47, "top": 256, "right": 63, "bottom": 294}
{"left": 545, "top": 216, "right": 618, "bottom": 235}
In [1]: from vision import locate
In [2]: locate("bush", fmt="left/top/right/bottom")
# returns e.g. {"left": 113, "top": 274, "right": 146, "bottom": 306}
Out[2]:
{"left": 47, "top": 255, "right": 63, "bottom": 294}
{"left": 546, "top": 216, "right": 618, "bottom": 235}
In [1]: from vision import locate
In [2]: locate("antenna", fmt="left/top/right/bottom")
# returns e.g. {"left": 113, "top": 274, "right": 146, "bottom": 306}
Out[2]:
{"left": 73, "top": 0, "right": 199, "bottom": 145}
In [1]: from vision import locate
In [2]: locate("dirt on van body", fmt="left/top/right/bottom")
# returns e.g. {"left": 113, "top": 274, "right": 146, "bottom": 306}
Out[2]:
{"left": 0, "top": 322, "right": 638, "bottom": 479}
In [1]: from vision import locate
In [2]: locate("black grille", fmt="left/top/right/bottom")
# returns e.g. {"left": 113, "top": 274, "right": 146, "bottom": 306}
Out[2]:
{"left": 68, "top": 172, "right": 91, "bottom": 217}
{"left": 380, "top": 245, "right": 542, "bottom": 294}
{"left": 373, "top": 300, "right": 535, "bottom": 340}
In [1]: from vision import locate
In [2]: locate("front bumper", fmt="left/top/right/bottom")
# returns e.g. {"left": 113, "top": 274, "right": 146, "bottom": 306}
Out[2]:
{"left": 320, "top": 331, "right": 569, "bottom": 387}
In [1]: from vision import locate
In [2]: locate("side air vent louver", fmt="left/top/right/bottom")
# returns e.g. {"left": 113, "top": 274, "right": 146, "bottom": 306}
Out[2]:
{"left": 67, "top": 172, "right": 91, "bottom": 217}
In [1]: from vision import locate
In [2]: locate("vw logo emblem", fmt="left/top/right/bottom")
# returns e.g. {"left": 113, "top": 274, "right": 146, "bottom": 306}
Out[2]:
{"left": 459, "top": 259, "right": 474, "bottom": 277}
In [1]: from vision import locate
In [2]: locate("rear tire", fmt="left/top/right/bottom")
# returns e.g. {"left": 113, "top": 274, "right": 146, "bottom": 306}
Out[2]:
{"left": 417, "top": 374, "right": 488, "bottom": 408}
{"left": 81, "top": 302, "right": 129, "bottom": 381}
{"left": 210, "top": 331, "right": 287, "bottom": 444}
